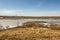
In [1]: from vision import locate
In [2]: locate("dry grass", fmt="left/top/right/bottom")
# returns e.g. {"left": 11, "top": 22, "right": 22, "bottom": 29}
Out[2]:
{"left": 0, "top": 23, "right": 60, "bottom": 40}
{"left": 0, "top": 26, "right": 60, "bottom": 40}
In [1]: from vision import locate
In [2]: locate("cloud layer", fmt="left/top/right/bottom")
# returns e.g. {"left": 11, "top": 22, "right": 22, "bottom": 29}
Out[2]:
{"left": 0, "top": 9, "right": 59, "bottom": 16}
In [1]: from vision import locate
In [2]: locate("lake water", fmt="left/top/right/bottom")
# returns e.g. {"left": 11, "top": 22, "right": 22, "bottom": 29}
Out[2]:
{"left": 0, "top": 19, "right": 60, "bottom": 28}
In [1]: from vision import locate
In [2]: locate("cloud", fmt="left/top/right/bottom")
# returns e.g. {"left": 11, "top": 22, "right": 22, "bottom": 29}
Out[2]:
{"left": 37, "top": 0, "right": 47, "bottom": 8}
{"left": 0, "top": 9, "right": 60, "bottom": 16}
{"left": 22, "top": 11, "right": 60, "bottom": 16}
{"left": 0, "top": 9, "right": 23, "bottom": 16}
{"left": 37, "top": 2, "right": 43, "bottom": 7}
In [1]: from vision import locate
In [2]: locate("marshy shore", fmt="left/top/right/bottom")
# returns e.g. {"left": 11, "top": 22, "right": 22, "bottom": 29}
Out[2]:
{"left": 0, "top": 23, "right": 60, "bottom": 40}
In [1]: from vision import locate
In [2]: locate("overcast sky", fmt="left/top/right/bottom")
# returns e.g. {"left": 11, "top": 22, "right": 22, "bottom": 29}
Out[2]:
{"left": 0, "top": 0, "right": 60, "bottom": 16}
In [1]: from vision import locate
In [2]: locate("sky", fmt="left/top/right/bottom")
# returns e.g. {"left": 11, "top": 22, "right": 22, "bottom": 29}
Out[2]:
{"left": 0, "top": 0, "right": 60, "bottom": 16}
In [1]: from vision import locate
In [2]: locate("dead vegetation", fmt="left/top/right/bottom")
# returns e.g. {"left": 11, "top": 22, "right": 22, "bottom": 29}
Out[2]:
{"left": 0, "top": 27, "right": 60, "bottom": 40}
{"left": 0, "top": 22, "right": 60, "bottom": 40}
{"left": 23, "top": 22, "right": 60, "bottom": 30}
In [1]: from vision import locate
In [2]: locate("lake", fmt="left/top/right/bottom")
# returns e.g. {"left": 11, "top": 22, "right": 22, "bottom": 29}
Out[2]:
{"left": 0, "top": 19, "right": 60, "bottom": 28}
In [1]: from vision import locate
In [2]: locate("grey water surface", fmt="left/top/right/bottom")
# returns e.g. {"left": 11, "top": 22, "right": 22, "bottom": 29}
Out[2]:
{"left": 0, "top": 19, "right": 60, "bottom": 28}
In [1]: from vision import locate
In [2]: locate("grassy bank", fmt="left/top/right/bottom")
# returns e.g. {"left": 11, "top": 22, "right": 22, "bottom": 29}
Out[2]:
{"left": 0, "top": 27, "right": 60, "bottom": 40}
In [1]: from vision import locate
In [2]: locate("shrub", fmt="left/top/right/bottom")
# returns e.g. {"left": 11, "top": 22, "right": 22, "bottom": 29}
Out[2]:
{"left": 22, "top": 22, "right": 45, "bottom": 28}
{"left": 51, "top": 24, "right": 60, "bottom": 30}
{"left": 46, "top": 23, "right": 60, "bottom": 30}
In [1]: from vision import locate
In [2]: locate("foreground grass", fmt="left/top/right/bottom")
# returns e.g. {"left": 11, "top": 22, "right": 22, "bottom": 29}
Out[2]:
{"left": 0, "top": 27, "right": 60, "bottom": 40}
